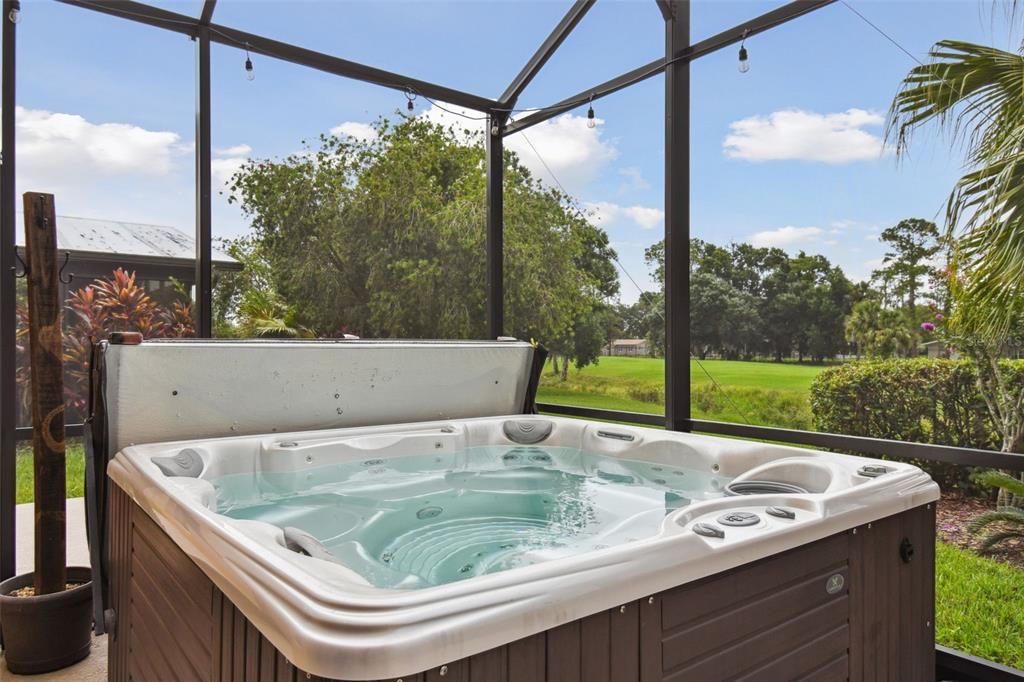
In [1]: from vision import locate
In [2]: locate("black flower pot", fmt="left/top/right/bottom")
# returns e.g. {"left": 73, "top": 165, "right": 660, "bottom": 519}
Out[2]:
{"left": 0, "top": 566, "right": 93, "bottom": 674}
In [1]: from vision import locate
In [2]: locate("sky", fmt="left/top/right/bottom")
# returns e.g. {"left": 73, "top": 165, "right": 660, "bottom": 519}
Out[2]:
{"left": 7, "top": 0, "right": 1023, "bottom": 303}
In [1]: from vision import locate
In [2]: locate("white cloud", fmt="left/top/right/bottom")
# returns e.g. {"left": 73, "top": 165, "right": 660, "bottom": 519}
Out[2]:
{"left": 330, "top": 121, "right": 378, "bottom": 142}
{"left": 508, "top": 113, "right": 618, "bottom": 194}
{"left": 623, "top": 205, "right": 664, "bottom": 229}
{"left": 418, "top": 103, "right": 618, "bottom": 195}
{"left": 215, "top": 144, "right": 252, "bottom": 156}
{"left": 749, "top": 225, "right": 823, "bottom": 248}
{"left": 618, "top": 166, "right": 649, "bottom": 192}
{"left": 15, "top": 106, "right": 183, "bottom": 180}
{"left": 585, "top": 201, "right": 664, "bottom": 230}
{"left": 723, "top": 108, "right": 889, "bottom": 163}
{"left": 211, "top": 145, "right": 253, "bottom": 190}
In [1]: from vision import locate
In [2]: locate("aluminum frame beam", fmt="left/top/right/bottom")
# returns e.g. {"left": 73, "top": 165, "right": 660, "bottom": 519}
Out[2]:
{"left": 505, "top": 0, "right": 836, "bottom": 135}
{"left": 198, "top": 0, "right": 216, "bottom": 25}
{"left": 663, "top": 0, "right": 689, "bottom": 432}
{"left": 537, "top": 403, "right": 1024, "bottom": 473}
{"left": 0, "top": 0, "right": 15, "bottom": 581}
{"left": 56, "top": 0, "right": 499, "bottom": 112}
{"left": 195, "top": 26, "right": 213, "bottom": 338}
{"left": 499, "top": 0, "right": 594, "bottom": 109}
{"left": 485, "top": 121, "right": 504, "bottom": 339}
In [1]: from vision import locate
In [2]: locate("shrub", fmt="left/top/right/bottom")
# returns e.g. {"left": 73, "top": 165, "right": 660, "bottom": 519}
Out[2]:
{"left": 16, "top": 268, "right": 194, "bottom": 424}
{"left": 810, "top": 358, "right": 1024, "bottom": 489}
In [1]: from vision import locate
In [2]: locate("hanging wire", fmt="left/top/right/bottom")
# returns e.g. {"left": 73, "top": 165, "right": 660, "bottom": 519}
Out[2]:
{"left": 839, "top": 0, "right": 1000, "bottom": 133}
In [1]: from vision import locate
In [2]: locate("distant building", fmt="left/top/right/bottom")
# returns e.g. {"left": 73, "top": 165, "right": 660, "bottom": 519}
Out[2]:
{"left": 608, "top": 338, "right": 648, "bottom": 357}
{"left": 919, "top": 340, "right": 959, "bottom": 360}
{"left": 16, "top": 215, "right": 242, "bottom": 305}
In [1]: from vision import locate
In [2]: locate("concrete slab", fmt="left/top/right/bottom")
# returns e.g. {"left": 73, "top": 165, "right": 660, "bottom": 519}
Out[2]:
{"left": 2, "top": 498, "right": 108, "bottom": 680}
{"left": 14, "top": 497, "right": 91, "bottom": 575}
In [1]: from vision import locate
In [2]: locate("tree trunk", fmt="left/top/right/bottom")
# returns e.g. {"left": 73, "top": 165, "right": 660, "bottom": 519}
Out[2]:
{"left": 560, "top": 358, "right": 569, "bottom": 382}
{"left": 24, "top": 193, "right": 67, "bottom": 595}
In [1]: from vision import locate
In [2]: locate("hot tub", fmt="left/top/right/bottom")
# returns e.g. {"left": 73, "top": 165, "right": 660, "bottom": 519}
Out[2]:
{"left": 106, "top": 415, "right": 938, "bottom": 681}
{"left": 88, "top": 339, "right": 939, "bottom": 681}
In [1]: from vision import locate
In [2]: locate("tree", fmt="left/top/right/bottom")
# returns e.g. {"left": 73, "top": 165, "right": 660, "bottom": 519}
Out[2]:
{"left": 689, "top": 272, "right": 761, "bottom": 359}
{"left": 888, "top": 40, "right": 1024, "bottom": 334}
{"left": 644, "top": 240, "right": 852, "bottom": 361}
{"left": 871, "top": 218, "right": 941, "bottom": 312}
{"left": 844, "top": 299, "right": 913, "bottom": 358}
{"left": 227, "top": 116, "right": 617, "bottom": 370}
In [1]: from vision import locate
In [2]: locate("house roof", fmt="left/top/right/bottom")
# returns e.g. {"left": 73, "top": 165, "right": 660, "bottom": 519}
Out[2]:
{"left": 16, "top": 215, "right": 240, "bottom": 269}
{"left": 611, "top": 339, "right": 647, "bottom": 346}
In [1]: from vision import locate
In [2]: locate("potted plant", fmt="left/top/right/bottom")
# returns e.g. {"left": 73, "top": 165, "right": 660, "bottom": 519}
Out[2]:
{"left": 0, "top": 193, "right": 92, "bottom": 674}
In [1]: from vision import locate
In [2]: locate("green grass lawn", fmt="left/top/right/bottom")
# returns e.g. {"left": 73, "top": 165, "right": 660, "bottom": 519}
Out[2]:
{"left": 936, "top": 542, "right": 1024, "bottom": 669}
{"left": 573, "top": 356, "right": 824, "bottom": 392}
{"left": 15, "top": 439, "right": 85, "bottom": 505}
{"left": 538, "top": 356, "right": 827, "bottom": 429}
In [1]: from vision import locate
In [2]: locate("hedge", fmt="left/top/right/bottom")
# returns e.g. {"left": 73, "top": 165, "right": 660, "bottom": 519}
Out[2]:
{"left": 809, "top": 358, "right": 1024, "bottom": 489}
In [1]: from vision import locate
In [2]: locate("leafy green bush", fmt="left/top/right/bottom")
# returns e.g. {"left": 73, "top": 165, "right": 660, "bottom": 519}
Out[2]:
{"left": 810, "top": 358, "right": 1024, "bottom": 488}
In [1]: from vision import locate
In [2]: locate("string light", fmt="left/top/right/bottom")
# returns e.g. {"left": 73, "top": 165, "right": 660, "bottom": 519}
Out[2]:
{"left": 586, "top": 97, "right": 596, "bottom": 129}
{"left": 405, "top": 89, "right": 416, "bottom": 112}
{"left": 244, "top": 44, "right": 255, "bottom": 81}
{"left": 7, "top": 0, "right": 20, "bottom": 24}
{"left": 738, "top": 30, "right": 750, "bottom": 73}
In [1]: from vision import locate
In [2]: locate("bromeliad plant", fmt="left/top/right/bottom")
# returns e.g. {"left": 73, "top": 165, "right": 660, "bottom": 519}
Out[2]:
{"left": 15, "top": 268, "right": 195, "bottom": 421}
{"left": 968, "top": 470, "right": 1024, "bottom": 554}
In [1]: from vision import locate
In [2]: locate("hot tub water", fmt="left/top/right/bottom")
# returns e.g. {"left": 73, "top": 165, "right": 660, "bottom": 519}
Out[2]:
{"left": 212, "top": 445, "right": 731, "bottom": 589}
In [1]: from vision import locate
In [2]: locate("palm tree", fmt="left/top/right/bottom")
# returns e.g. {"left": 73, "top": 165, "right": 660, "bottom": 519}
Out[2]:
{"left": 887, "top": 40, "right": 1024, "bottom": 334}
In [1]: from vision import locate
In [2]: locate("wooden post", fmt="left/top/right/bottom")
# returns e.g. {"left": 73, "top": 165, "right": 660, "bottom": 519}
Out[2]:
{"left": 23, "top": 192, "right": 66, "bottom": 594}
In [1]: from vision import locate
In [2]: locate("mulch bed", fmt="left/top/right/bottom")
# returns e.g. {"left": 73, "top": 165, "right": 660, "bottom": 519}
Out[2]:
{"left": 937, "top": 491, "right": 1024, "bottom": 570}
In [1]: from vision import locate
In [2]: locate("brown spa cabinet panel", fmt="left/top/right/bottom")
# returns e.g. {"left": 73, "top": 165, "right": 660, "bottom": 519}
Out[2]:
{"left": 107, "top": 483, "right": 935, "bottom": 682}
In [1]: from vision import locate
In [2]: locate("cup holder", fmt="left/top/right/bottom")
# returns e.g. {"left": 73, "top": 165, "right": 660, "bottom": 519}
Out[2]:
{"left": 725, "top": 480, "right": 809, "bottom": 496}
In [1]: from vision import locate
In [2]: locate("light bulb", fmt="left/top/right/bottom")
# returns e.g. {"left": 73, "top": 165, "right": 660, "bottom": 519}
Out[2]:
{"left": 8, "top": 0, "right": 20, "bottom": 24}
{"left": 244, "top": 57, "right": 255, "bottom": 81}
{"left": 490, "top": 124, "right": 499, "bottom": 136}
{"left": 738, "top": 46, "right": 749, "bottom": 73}
{"left": 407, "top": 99, "right": 414, "bottom": 112}
{"left": 586, "top": 105, "right": 596, "bottom": 129}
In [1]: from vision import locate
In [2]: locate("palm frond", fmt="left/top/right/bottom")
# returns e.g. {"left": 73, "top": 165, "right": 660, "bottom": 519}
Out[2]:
{"left": 966, "top": 508, "right": 1024, "bottom": 534}
{"left": 975, "top": 528, "right": 1024, "bottom": 553}
{"left": 974, "top": 469, "right": 1024, "bottom": 498}
{"left": 887, "top": 40, "right": 1024, "bottom": 335}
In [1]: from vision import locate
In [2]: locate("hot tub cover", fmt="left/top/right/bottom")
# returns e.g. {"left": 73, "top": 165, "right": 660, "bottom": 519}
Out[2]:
{"left": 84, "top": 338, "right": 544, "bottom": 634}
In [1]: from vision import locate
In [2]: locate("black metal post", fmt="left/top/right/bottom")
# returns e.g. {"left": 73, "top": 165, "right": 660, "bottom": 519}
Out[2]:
{"left": 195, "top": 26, "right": 212, "bottom": 338}
{"left": 485, "top": 117, "right": 504, "bottom": 339}
{"left": 664, "top": 0, "right": 690, "bottom": 432}
{"left": 0, "top": 0, "right": 16, "bottom": 580}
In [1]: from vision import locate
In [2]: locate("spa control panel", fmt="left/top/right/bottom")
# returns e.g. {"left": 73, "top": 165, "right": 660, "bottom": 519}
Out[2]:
{"left": 687, "top": 504, "right": 809, "bottom": 542}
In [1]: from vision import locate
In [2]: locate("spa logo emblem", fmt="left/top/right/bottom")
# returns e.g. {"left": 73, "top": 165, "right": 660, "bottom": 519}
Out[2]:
{"left": 825, "top": 573, "right": 845, "bottom": 595}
